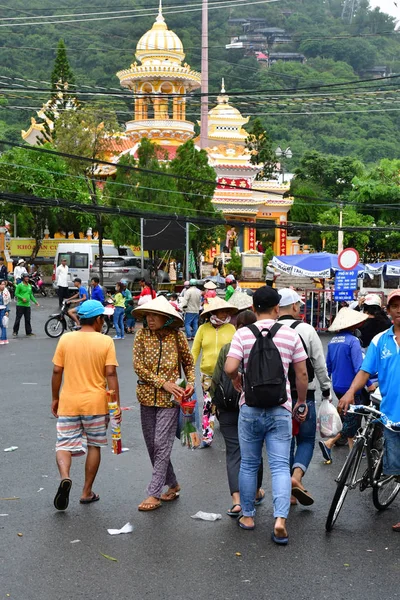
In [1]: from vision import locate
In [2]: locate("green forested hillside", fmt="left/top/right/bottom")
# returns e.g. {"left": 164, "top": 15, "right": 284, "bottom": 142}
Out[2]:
{"left": 0, "top": 0, "right": 399, "bottom": 166}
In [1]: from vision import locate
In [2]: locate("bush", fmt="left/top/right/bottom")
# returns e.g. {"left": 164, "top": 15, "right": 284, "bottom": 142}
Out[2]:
{"left": 225, "top": 248, "right": 242, "bottom": 279}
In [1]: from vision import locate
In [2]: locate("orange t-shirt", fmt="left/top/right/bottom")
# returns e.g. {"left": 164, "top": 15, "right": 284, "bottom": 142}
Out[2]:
{"left": 52, "top": 331, "right": 119, "bottom": 416}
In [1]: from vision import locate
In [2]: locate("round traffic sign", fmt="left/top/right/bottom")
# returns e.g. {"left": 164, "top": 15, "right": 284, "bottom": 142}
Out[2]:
{"left": 338, "top": 247, "right": 359, "bottom": 270}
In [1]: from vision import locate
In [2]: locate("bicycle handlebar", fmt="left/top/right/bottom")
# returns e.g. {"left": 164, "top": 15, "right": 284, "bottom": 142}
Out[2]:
{"left": 349, "top": 404, "right": 400, "bottom": 432}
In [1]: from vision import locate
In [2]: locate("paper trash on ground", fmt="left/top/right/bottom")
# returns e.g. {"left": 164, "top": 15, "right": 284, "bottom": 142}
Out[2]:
{"left": 4, "top": 447, "right": 18, "bottom": 452}
{"left": 107, "top": 522, "right": 133, "bottom": 535}
{"left": 191, "top": 511, "right": 222, "bottom": 521}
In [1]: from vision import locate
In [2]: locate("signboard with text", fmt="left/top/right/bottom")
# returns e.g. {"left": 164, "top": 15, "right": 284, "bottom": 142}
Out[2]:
{"left": 334, "top": 269, "right": 358, "bottom": 301}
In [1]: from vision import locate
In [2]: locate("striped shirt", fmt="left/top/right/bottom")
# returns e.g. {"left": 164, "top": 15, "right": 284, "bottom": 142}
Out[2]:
{"left": 227, "top": 319, "right": 307, "bottom": 411}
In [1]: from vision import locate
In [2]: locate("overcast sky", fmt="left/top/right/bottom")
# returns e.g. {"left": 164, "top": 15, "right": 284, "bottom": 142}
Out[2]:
{"left": 369, "top": 0, "right": 399, "bottom": 20}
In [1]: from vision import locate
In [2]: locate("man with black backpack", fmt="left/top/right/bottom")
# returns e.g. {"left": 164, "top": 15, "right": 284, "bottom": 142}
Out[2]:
{"left": 225, "top": 286, "right": 308, "bottom": 545}
{"left": 277, "top": 288, "right": 331, "bottom": 506}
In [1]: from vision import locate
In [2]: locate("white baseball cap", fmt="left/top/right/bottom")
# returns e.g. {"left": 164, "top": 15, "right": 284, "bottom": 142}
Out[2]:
{"left": 364, "top": 293, "right": 382, "bottom": 307}
{"left": 278, "top": 288, "right": 304, "bottom": 307}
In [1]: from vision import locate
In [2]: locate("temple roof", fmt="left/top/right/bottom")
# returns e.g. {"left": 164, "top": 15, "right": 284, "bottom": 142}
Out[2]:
{"left": 135, "top": 1, "right": 185, "bottom": 66}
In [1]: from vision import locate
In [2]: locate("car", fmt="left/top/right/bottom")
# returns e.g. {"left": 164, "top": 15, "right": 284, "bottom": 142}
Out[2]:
{"left": 90, "top": 256, "right": 170, "bottom": 288}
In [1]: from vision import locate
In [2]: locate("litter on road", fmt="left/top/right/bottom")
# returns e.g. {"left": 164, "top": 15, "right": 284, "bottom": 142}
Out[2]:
{"left": 191, "top": 511, "right": 222, "bottom": 521}
{"left": 107, "top": 522, "right": 133, "bottom": 535}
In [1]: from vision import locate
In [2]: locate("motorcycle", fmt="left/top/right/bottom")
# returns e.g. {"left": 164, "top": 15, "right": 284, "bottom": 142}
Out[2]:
{"left": 29, "top": 271, "right": 47, "bottom": 297}
{"left": 44, "top": 300, "right": 110, "bottom": 338}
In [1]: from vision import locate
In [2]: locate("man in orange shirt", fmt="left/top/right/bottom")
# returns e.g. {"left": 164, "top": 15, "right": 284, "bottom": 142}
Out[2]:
{"left": 51, "top": 300, "right": 121, "bottom": 511}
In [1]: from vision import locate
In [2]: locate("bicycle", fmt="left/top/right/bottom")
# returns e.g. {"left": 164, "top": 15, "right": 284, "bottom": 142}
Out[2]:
{"left": 325, "top": 403, "right": 400, "bottom": 532}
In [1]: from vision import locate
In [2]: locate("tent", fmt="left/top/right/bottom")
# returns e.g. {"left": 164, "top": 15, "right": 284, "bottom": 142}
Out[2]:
{"left": 365, "top": 260, "right": 400, "bottom": 278}
{"left": 272, "top": 252, "right": 365, "bottom": 278}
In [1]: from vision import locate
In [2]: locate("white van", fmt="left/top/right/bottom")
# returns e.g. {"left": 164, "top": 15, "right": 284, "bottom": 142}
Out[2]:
{"left": 53, "top": 243, "right": 133, "bottom": 289}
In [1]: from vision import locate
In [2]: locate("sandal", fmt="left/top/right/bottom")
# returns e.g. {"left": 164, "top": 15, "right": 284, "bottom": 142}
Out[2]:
{"left": 160, "top": 485, "right": 181, "bottom": 502}
{"left": 138, "top": 499, "right": 162, "bottom": 511}
{"left": 80, "top": 492, "right": 100, "bottom": 505}
{"left": 237, "top": 516, "right": 255, "bottom": 530}
{"left": 392, "top": 522, "right": 400, "bottom": 532}
{"left": 227, "top": 503, "right": 242, "bottom": 518}
{"left": 291, "top": 487, "right": 314, "bottom": 506}
{"left": 255, "top": 489, "right": 265, "bottom": 505}
{"left": 54, "top": 478, "right": 72, "bottom": 511}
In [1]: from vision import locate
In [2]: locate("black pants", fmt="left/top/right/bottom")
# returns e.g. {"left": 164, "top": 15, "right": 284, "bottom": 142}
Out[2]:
{"left": 218, "top": 409, "right": 263, "bottom": 495}
{"left": 57, "top": 286, "right": 69, "bottom": 308}
{"left": 13, "top": 306, "right": 32, "bottom": 335}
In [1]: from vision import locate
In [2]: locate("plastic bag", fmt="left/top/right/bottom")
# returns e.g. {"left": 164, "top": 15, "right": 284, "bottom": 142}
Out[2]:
{"left": 317, "top": 399, "right": 342, "bottom": 438}
{"left": 2, "top": 315, "right": 8, "bottom": 328}
{"left": 191, "top": 511, "right": 222, "bottom": 521}
{"left": 178, "top": 397, "right": 201, "bottom": 449}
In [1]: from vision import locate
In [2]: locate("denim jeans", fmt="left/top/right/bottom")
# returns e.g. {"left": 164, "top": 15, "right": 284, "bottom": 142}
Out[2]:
{"left": 185, "top": 312, "right": 199, "bottom": 338}
{"left": 0, "top": 307, "right": 7, "bottom": 341}
{"left": 290, "top": 396, "right": 316, "bottom": 474}
{"left": 113, "top": 306, "right": 125, "bottom": 338}
{"left": 239, "top": 404, "right": 292, "bottom": 519}
{"left": 383, "top": 428, "right": 400, "bottom": 475}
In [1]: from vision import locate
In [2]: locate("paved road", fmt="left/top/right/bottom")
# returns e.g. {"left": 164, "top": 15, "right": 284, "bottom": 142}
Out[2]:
{"left": 1, "top": 297, "right": 399, "bottom": 600}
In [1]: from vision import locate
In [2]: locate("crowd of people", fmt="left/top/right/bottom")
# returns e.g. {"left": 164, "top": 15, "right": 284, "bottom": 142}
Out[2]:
{"left": 47, "top": 276, "right": 400, "bottom": 543}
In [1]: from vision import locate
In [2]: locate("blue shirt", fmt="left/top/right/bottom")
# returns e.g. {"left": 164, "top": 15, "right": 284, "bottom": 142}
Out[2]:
{"left": 78, "top": 286, "right": 88, "bottom": 304}
{"left": 91, "top": 285, "right": 104, "bottom": 304}
{"left": 362, "top": 326, "right": 400, "bottom": 422}
{"left": 326, "top": 332, "right": 365, "bottom": 395}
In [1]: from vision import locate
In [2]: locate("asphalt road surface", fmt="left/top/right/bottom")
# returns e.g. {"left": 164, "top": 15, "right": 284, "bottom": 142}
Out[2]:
{"left": 1, "top": 297, "right": 399, "bottom": 600}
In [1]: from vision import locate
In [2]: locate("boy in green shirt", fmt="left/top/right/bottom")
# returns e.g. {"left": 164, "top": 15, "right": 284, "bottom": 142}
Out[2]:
{"left": 13, "top": 273, "right": 39, "bottom": 337}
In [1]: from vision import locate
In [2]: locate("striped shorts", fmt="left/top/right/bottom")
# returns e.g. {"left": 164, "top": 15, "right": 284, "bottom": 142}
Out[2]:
{"left": 56, "top": 415, "right": 109, "bottom": 457}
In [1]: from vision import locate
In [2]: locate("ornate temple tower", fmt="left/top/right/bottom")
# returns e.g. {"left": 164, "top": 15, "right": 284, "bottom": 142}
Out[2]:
{"left": 116, "top": 2, "right": 201, "bottom": 155}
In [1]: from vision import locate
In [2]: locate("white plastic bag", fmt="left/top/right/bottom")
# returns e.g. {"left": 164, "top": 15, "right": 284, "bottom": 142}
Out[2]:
{"left": 317, "top": 399, "right": 342, "bottom": 438}
{"left": 138, "top": 294, "right": 152, "bottom": 306}
{"left": 2, "top": 315, "right": 9, "bottom": 328}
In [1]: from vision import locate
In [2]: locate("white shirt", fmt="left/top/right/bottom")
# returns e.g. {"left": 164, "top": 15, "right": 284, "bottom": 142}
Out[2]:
{"left": 14, "top": 265, "right": 28, "bottom": 281}
{"left": 56, "top": 264, "right": 69, "bottom": 287}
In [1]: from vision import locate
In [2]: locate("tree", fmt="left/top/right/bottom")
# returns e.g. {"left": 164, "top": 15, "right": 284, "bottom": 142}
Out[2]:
{"left": 350, "top": 159, "right": 400, "bottom": 224}
{"left": 245, "top": 118, "right": 277, "bottom": 181}
{"left": 0, "top": 146, "right": 93, "bottom": 260}
{"left": 318, "top": 207, "right": 374, "bottom": 256}
{"left": 54, "top": 104, "right": 120, "bottom": 283}
{"left": 51, "top": 39, "right": 76, "bottom": 92}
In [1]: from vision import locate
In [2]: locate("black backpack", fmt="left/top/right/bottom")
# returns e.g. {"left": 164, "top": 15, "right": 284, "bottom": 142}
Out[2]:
{"left": 244, "top": 323, "right": 287, "bottom": 408}
{"left": 286, "top": 321, "right": 315, "bottom": 391}
{"left": 212, "top": 371, "right": 241, "bottom": 412}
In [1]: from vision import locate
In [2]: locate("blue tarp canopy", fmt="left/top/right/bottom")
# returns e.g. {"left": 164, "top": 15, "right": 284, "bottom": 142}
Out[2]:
{"left": 272, "top": 253, "right": 365, "bottom": 278}
{"left": 365, "top": 260, "right": 400, "bottom": 277}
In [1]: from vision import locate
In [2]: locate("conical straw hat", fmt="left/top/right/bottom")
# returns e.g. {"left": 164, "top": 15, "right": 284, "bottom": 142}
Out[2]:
{"left": 204, "top": 280, "right": 217, "bottom": 290}
{"left": 228, "top": 290, "right": 253, "bottom": 312}
{"left": 200, "top": 296, "right": 238, "bottom": 320}
{"left": 133, "top": 295, "right": 183, "bottom": 328}
{"left": 328, "top": 307, "right": 369, "bottom": 332}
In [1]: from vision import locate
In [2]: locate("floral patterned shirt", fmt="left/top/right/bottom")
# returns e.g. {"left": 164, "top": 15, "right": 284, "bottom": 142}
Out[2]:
{"left": 133, "top": 328, "right": 195, "bottom": 408}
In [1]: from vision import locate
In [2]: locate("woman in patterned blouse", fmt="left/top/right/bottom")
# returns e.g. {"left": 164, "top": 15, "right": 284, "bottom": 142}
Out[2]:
{"left": 133, "top": 296, "right": 195, "bottom": 512}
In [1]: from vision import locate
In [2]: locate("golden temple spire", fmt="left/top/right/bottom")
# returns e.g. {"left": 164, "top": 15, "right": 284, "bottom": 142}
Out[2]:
{"left": 157, "top": 0, "right": 165, "bottom": 23}
{"left": 221, "top": 78, "right": 225, "bottom": 94}
{"left": 217, "top": 79, "right": 229, "bottom": 105}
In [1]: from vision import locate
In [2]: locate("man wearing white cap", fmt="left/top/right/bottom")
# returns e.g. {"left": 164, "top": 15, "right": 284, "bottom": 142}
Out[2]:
{"left": 278, "top": 288, "right": 331, "bottom": 505}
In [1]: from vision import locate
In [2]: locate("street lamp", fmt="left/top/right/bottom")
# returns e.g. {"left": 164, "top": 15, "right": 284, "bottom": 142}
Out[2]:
{"left": 275, "top": 146, "right": 293, "bottom": 184}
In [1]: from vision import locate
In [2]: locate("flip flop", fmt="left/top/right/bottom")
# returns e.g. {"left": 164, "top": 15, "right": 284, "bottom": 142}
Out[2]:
{"left": 392, "top": 522, "right": 400, "bottom": 532}
{"left": 291, "top": 487, "right": 314, "bottom": 506}
{"left": 160, "top": 486, "right": 181, "bottom": 502}
{"left": 80, "top": 492, "right": 100, "bottom": 505}
{"left": 138, "top": 500, "right": 162, "bottom": 512}
{"left": 319, "top": 440, "right": 332, "bottom": 462}
{"left": 54, "top": 478, "right": 72, "bottom": 511}
{"left": 255, "top": 489, "right": 265, "bottom": 506}
{"left": 237, "top": 516, "right": 255, "bottom": 530}
{"left": 271, "top": 531, "right": 289, "bottom": 545}
{"left": 227, "top": 503, "right": 242, "bottom": 518}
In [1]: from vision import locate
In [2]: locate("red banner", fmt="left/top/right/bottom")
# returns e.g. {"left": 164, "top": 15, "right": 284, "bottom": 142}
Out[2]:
{"left": 217, "top": 177, "right": 251, "bottom": 189}
{"left": 248, "top": 227, "right": 256, "bottom": 251}
{"left": 280, "top": 220, "right": 287, "bottom": 255}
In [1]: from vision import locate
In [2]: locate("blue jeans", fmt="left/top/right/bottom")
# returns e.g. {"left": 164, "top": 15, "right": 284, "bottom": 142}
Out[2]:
{"left": 239, "top": 404, "right": 292, "bottom": 519}
{"left": 383, "top": 428, "right": 400, "bottom": 475}
{"left": 290, "top": 396, "right": 316, "bottom": 474}
{"left": 113, "top": 306, "right": 125, "bottom": 338}
{"left": 0, "top": 307, "right": 7, "bottom": 341}
{"left": 185, "top": 312, "right": 198, "bottom": 338}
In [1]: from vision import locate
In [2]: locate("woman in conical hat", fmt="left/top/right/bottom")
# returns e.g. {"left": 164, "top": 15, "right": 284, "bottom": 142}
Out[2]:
{"left": 192, "top": 298, "right": 238, "bottom": 447}
{"left": 133, "top": 296, "right": 195, "bottom": 511}
{"left": 203, "top": 279, "right": 217, "bottom": 304}
{"left": 319, "top": 307, "right": 369, "bottom": 463}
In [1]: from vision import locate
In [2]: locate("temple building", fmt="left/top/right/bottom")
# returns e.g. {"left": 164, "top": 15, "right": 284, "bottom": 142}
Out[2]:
{"left": 203, "top": 81, "right": 294, "bottom": 256}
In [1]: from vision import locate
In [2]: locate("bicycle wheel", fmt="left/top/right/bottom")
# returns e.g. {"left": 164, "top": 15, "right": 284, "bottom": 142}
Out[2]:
{"left": 44, "top": 317, "right": 65, "bottom": 338}
{"left": 372, "top": 452, "right": 400, "bottom": 510}
{"left": 326, "top": 438, "right": 365, "bottom": 532}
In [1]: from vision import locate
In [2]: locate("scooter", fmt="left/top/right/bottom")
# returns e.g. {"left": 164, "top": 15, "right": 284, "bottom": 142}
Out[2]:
{"left": 29, "top": 271, "right": 47, "bottom": 297}
{"left": 44, "top": 300, "right": 110, "bottom": 338}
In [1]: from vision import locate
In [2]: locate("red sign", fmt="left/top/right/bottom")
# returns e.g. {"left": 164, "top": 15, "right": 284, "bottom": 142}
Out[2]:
{"left": 338, "top": 247, "right": 359, "bottom": 271}
{"left": 217, "top": 177, "right": 251, "bottom": 189}
{"left": 248, "top": 227, "right": 256, "bottom": 251}
{"left": 280, "top": 221, "right": 287, "bottom": 255}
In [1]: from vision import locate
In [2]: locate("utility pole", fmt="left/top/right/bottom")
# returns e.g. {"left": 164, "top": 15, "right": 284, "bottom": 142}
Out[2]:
{"left": 338, "top": 203, "right": 344, "bottom": 254}
{"left": 200, "top": 0, "right": 208, "bottom": 149}
{"left": 341, "top": 0, "right": 359, "bottom": 23}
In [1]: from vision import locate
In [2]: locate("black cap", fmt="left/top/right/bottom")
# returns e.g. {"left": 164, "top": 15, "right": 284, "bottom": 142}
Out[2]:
{"left": 253, "top": 286, "right": 281, "bottom": 311}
